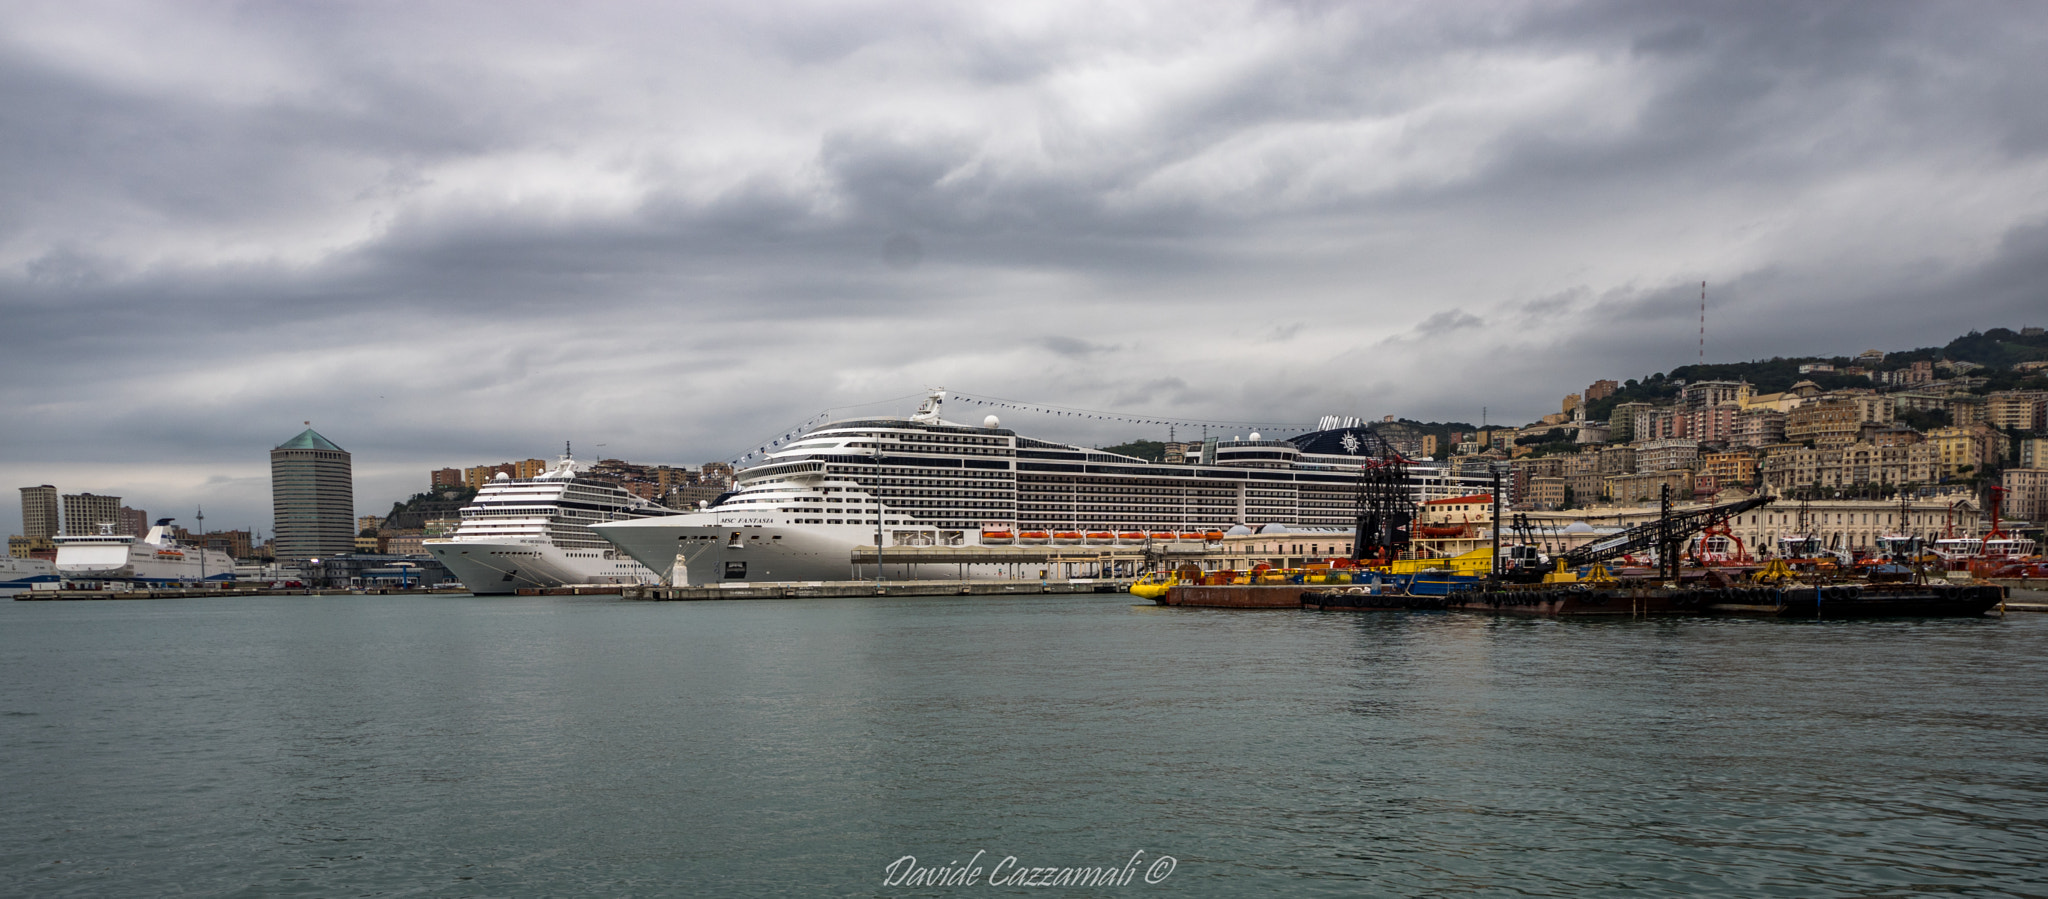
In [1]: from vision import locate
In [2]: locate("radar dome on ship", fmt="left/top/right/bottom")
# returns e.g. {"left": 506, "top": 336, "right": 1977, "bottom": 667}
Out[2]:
{"left": 1250, "top": 432, "right": 1262, "bottom": 440}
{"left": 984, "top": 415, "right": 1000, "bottom": 428}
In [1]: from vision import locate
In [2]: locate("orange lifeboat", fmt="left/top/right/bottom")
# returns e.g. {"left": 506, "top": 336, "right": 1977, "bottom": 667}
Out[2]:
{"left": 1176, "top": 531, "right": 1205, "bottom": 542}
{"left": 1084, "top": 531, "right": 1116, "bottom": 544}
{"left": 1117, "top": 531, "right": 1147, "bottom": 543}
{"left": 1018, "top": 530, "right": 1051, "bottom": 545}
{"left": 981, "top": 529, "right": 1016, "bottom": 545}
{"left": 1148, "top": 530, "right": 1176, "bottom": 541}
{"left": 1202, "top": 530, "right": 1225, "bottom": 542}
{"left": 1052, "top": 531, "right": 1085, "bottom": 544}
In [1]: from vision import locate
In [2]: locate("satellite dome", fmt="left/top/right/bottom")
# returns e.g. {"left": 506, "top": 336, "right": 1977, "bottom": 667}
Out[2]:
{"left": 1249, "top": 432, "right": 1262, "bottom": 441}
{"left": 1226, "top": 524, "right": 1254, "bottom": 536}
{"left": 1258, "top": 522, "right": 1291, "bottom": 534}
{"left": 984, "top": 415, "right": 1001, "bottom": 429}
{"left": 493, "top": 472, "right": 510, "bottom": 480}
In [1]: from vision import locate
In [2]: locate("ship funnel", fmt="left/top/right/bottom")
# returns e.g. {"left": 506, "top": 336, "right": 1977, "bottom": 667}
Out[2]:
{"left": 911, "top": 388, "right": 947, "bottom": 424}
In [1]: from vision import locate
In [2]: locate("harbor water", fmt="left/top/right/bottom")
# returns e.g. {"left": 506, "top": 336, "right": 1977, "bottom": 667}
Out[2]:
{"left": 4, "top": 594, "right": 2046, "bottom": 896}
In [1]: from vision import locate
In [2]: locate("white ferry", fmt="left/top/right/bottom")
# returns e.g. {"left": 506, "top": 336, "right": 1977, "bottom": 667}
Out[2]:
{"left": 594, "top": 390, "right": 1489, "bottom": 586}
{"left": 1, "top": 556, "right": 58, "bottom": 595}
{"left": 424, "top": 449, "right": 674, "bottom": 594}
{"left": 53, "top": 520, "right": 236, "bottom": 585}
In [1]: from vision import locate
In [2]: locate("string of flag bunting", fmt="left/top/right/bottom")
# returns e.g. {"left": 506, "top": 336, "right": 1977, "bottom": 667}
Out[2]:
{"left": 728, "top": 391, "right": 1319, "bottom": 468}
{"left": 727, "top": 409, "right": 840, "bottom": 467}
{"left": 725, "top": 391, "right": 931, "bottom": 467}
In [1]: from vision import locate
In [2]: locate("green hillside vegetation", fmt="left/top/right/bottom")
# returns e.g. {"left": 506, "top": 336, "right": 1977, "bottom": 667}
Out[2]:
{"left": 1101, "top": 440, "right": 1167, "bottom": 461}
{"left": 1941, "top": 327, "right": 2048, "bottom": 369}
{"left": 1587, "top": 326, "right": 2048, "bottom": 422}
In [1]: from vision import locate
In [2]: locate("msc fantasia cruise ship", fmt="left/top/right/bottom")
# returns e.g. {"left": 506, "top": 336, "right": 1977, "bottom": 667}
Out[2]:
{"left": 425, "top": 449, "right": 673, "bottom": 595}
{"left": 594, "top": 390, "right": 1490, "bottom": 585}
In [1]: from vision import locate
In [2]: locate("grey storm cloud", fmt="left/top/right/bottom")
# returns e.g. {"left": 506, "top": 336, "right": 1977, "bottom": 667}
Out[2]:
{"left": 1037, "top": 336, "right": 1117, "bottom": 359}
{"left": 3, "top": 0, "right": 2047, "bottom": 531}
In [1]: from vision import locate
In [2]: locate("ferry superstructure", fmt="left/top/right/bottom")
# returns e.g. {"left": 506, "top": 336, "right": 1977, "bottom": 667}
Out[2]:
{"left": 52, "top": 520, "right": 236, "bottom": 585}
{"left": 424, "top": 450, "right": 673, "bottom": 595}
{"left": 594, "top": 390, "right": 1490, "bottom": 585}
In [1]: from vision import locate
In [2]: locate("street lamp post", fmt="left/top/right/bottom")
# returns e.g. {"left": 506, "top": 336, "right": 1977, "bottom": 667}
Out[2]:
{"left": 874, "top": 436, "right": 884, "bottom": 588}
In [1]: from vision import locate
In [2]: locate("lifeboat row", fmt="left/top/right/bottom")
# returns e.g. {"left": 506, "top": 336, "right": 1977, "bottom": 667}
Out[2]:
{"left": 979, "top": 529, "right": 1226, "bottom": 546}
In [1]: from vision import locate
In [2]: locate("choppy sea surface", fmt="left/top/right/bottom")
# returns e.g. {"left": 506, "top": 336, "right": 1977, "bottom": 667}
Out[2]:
{"left": 3, "top": 593, "right": 2045, "bottom": 897}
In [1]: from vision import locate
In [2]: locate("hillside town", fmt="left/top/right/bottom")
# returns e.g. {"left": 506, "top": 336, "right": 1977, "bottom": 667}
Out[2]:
{"left": 1377, "top": 328, "right": 2048, "bottom": 562}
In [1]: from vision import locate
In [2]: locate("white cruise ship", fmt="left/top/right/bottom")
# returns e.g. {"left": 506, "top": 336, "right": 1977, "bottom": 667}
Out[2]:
{"left": 53, "top": 520, "right": 236, "bottom": 585}
{"left": 594, "top": 390, "right": 1490, "bottom": 586}
{"left": 1, "top": 556, "right": 58, "bottom": 595}
{"left": 424, "top": 450, "right": 674, "bottom": 594}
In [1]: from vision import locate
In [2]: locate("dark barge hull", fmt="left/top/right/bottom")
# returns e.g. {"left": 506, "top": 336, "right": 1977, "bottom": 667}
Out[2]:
{"left": 1445, "top": 587, "right": 1710, "bottom": 616}
{"left": 1300, "top": 591, "right": 1450, "bottom": 612}
{"left": 1705, "top": 583, "right": 2005, "bottom": 618}
{"left": 1443, "top": 583, "right": 2006, "bottom": 618}
{"left": 1175, "top": 582, "right": 2007, "bottom": 618}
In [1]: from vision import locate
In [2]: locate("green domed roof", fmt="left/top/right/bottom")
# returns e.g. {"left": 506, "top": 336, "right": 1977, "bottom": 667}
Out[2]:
{"left": 276, "top": 428, "right": 346, "bottom": 452}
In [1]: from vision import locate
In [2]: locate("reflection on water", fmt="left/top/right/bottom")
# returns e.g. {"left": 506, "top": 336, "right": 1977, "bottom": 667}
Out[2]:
{"left": 3, "top": 595, "right": 2044, "bottom": 896}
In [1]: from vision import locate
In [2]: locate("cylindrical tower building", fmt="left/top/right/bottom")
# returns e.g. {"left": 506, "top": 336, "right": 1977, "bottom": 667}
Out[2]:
{"left": 271, "top": 428, "right": 354, "bottom": 563}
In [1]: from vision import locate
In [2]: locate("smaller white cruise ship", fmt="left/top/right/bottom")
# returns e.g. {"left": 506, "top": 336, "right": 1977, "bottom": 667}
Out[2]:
{"left": 1, "top": 556, "right": 58, "bottom": 595}
{"left": 53, "top": 520, "right": 236, "bottom": 585}
{"left": 425, "top": 449, "right": 674, "bottom": 595}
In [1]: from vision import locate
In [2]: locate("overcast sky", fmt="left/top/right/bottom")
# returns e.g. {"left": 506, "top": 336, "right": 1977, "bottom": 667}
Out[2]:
{"left": 5, "top": 1, "right": 2047, "bottom": 535}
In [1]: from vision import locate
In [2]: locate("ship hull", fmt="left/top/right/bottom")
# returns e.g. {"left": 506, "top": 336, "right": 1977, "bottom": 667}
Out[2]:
{"left": 1153, "top": 585, "right": 1307, "bottom": 608}
{"left": 1705, "top": 583, "right": 2006, "bottom": 618}
{"left": 1, "top": 558, "right": 59, "bottom": 596}
{"left": 424, "top": 540, "right": 659, "bottom": 595}
{"left": 595, "top": 515, "right": 1029, "bottom": 586}
{"left": 1300, "top": 590, "right": 1452, "bottom": 611}
{"left": 1443, "top": 583, "right": 2005, "bottom": 617}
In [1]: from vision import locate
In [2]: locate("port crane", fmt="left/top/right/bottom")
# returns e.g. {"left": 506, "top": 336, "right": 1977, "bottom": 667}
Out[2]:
{"left": 1347, "top": 430, "right": 1415, "bottom": 565}
{"left": 1538, "top": 487, "right": 1776, "bottom": 581}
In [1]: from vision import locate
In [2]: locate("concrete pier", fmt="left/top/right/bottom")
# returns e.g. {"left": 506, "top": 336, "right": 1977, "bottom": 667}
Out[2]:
{"left": 13, "top": 586, "right": 471, "bottom": 600}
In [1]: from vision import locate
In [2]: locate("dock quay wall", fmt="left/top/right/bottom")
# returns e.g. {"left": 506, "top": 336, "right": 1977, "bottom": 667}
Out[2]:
{"left": 15, "top": 587, "right": 470, "bottom": 601}
{"left": 625, "top": 580, "right": 1133, "bottom": 601}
